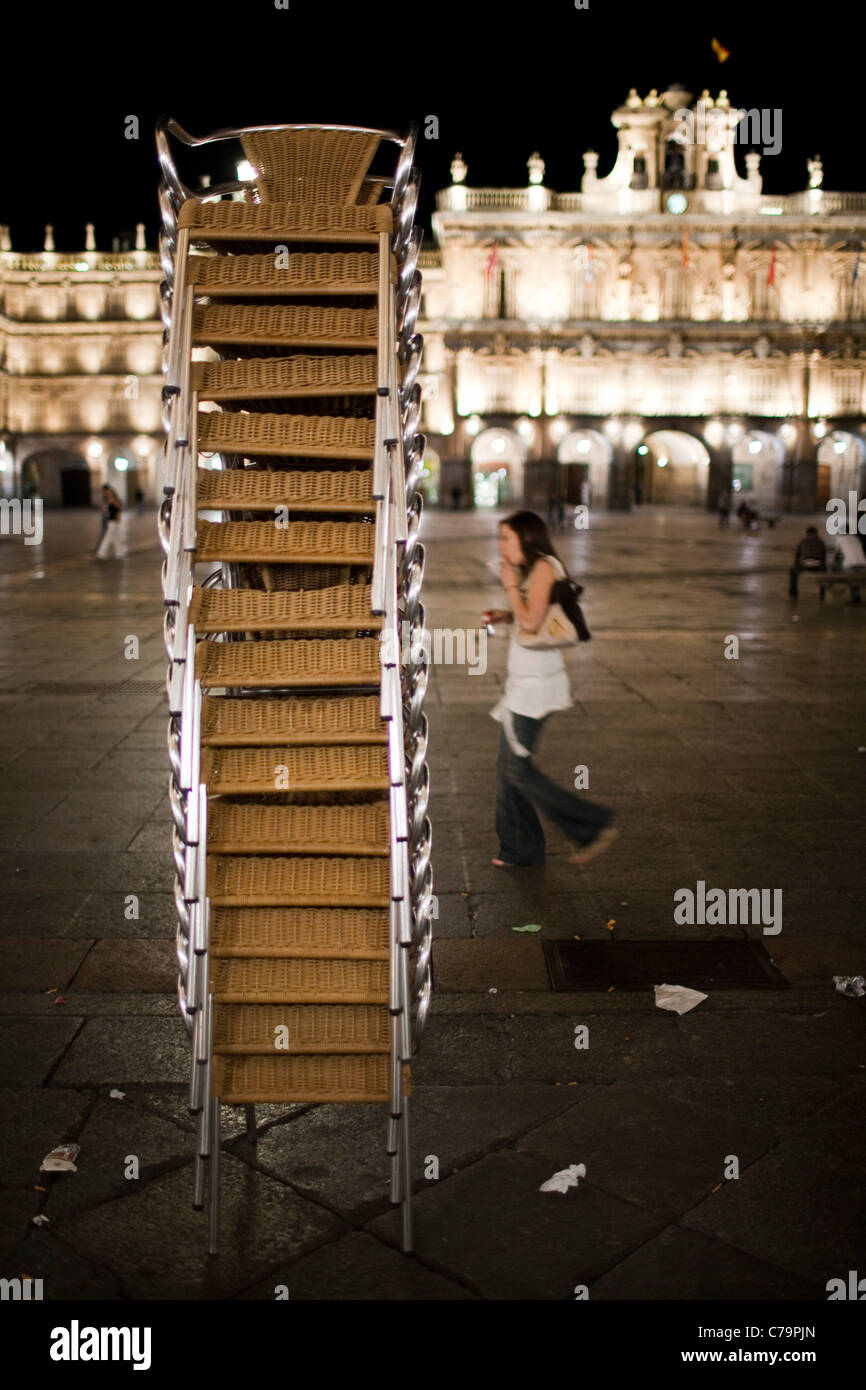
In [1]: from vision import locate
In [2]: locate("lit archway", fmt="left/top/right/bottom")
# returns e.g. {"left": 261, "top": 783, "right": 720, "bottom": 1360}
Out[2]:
{"left": 21, "top": 449, "right": 91, "bottom": 507}
{"left": 419, "top": 446, "right": 441, "bottom": 505}
{"left": 637, "top": 430, "right": 710, "bottom": 505}
{"left": 731, "top": 430, "right": 785, "bottom": 509}
{"left": 557, "top": 428, "right": 613, "bottom": 508}
{"left": 818, "top": 431, "right": 866, "bottom": 501}
{"left": 470, "top": 428, "right": 525, "bottom": 508}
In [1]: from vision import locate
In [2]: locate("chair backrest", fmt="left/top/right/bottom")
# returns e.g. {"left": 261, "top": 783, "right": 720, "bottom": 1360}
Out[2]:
{"left": 239, "top": 129, "right": 381, "bottom": 204}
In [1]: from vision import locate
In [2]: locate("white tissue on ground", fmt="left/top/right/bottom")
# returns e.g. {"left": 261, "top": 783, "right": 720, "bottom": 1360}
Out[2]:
{"left": 654, "top": 983, "right": 708, "bottom": 1015}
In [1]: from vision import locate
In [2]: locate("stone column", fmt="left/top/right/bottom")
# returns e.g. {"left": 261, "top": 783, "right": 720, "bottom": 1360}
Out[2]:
{"left": 783, "top": 423, "right": 818, "bottom": 513}
{"left": 607, "top": 443, "right": 633, "bottom": 510}
{"left": 708, "top": 442, "right": 733, "bottom": 511}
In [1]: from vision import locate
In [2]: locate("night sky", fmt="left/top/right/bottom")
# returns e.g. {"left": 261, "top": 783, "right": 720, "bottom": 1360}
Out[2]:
{"left": 6, "top": 0, "right": 860, "bottom": 253}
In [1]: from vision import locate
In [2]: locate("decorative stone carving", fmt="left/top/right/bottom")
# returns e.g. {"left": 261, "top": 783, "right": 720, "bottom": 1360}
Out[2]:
{"left": 807, "top": 155, "right": 823, "bottom": 190}
{"left": 580, "top": 334, "right": 595, "bottom": 359}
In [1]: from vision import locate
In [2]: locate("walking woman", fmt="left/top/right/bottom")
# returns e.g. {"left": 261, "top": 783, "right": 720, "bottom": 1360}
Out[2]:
{"left": 482, "top": 511, "right": 617, "bottom": 867}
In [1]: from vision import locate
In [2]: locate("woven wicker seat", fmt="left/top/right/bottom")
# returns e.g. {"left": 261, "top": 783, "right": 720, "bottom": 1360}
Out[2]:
{"left": 210, "top": 906, "right": 389, "bottom": 958}
{"left": 190, "top": 583, "right": 379, "bottom": 633}
{"left": 239, "top": 129, "right": 381, "bottom": 204}
{"left": 195, "top": 519, "right": 374, "bottom": 564}
{"left": 200, "top": 743, "right": 389, "bottom": 794}
{"left": 200, "top": 694, "right": 386, "bottom": 746}
{"left": 179, "top": 199, "right": 392, "bottom": 240}
{"left": 207, "top": 853, "right": 390, "bottom": 908}
{"left": 192, "top": 303, "right": 378, "bottom": 348}
{"left": 213, "top": 1003, "right": 391, "bottom": 1053}
{"left": 190, "top": 250, "right": 380, "bottom": 295}
{"left": 192, "top": 354, "right": 376, "bottom": 401}
{"left": 212, "top": 1053, "right": 390, "bottom": 1104}
{"left": 196, "top": 636, "right": 381, "bottom": 690}
{"left": 196, "top": 467, "right": 374, "bottom": 514}
{"left": 196, "top": 412, "right": 374, "bottom": 460}
{"left": 208, "top": 800, "right": 389, "bottom": 855}
{"left": 212, "top": 953, "right": 388, "bottom": 1003}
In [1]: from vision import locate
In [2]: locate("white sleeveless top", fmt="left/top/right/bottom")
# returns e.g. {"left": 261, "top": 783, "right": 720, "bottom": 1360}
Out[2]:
{"left": 491, "top": 554, "right": 573, "bottom": 723}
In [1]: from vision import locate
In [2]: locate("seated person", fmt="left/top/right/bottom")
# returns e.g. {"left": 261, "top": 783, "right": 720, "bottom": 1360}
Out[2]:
{"left": 789, "top": 525, "right": 827, "bottom": 598}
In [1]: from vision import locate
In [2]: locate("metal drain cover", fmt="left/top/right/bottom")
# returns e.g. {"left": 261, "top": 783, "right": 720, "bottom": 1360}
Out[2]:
{"left": 543, "top": 939, "right": 788, "bottom": 992}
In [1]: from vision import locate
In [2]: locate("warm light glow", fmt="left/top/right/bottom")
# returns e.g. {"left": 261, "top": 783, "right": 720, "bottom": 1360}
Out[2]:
{"left": 577, "top": 439, "right": 590, "bottom": 454}
{"left": 465, "top": 415, "right": 482, "bottom": 437}
{"left": 74, "top": 261, "right": 90, "bottom": 272}
{"left": 491, "top": 438, "right": 506, "bottom": 453}
{"left": 85, "top": 440, "right": 104, "bottom": 461}
{"left": 657, "top": 456, "right": 669, "bottom": 467}
{"left": 727, "top": 422, "right": 744, "bottom": 443}
{"left": 114, "top": 456, "right": 130, "bottom": 472}
{"left": 813, "top": 420, "right": 827, "bottom": 440}
{"left": 833, "top": 439, "right": 847, "bottom": 454}
{"left": 748, "top": 439, "right": 762, "bottom": 454}
{"left": 516, "top": 418, "right": 534, "bottom": 439}
{"left": 779, "top": 423, "right": 797, "bottom": 445}
{"left": 548, "top": 418, "right": 569, "bottom": 443}
{"left": 134, "top": 435, "right": 155, "bottom": 458}
{"left": 237, "top": 161, "right": 256, "bottom": 182}
{"left": 637, "top": 444, "right": 649, "bottom": 455}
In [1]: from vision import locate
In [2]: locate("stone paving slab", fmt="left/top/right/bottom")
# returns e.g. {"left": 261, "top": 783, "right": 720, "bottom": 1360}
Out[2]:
{"left": 433, "top": 938, "right": 550, "bottom": 991}
{"left": 7, "top": 1226, "right": 125, "bottom": 1300}
{"left": 238, "top": 1230, "right": 477, "bottom": 1300}
{"left": 367, "top": 1150, "right": 665, "bottom": 1300}
{"left": 41, "top": 1097, "right": 195, "bottom": 1221}
{"left": 588, "top": 1224, "right": 822, "bottom": 1301}
{"left": 0, "top": 1085, "right": 91, "bottom": 1184}
{"left": 72, "top": 939, "right": 175, "bottom": 992}
{"left": 0, "top": 937, "right": 93, "bottom": 991}
{"left": 0, "top": 1016, "right": 83, "bottom": 1084}
{"left": 514, "top": 1081, "right": 777, "bottom": 1220}
{"left": 682, "top": 1141, "right": 866, "bottom": 1288}
{"left": 56, "top": 1157, "right": 346, "bottom": 1300}
{"left": 641, "top": 1075, "right": 840, "bottom": 1135}
{"left": 244, "top": 1083, "right": 585, "bottom": 1220}
{"left": 51, "top": 1017, "right": 188, "bottom": 1085}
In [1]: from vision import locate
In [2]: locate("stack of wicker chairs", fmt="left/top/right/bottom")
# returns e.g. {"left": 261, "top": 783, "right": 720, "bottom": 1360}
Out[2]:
{"left": 156, "top": 122, "right": 432, "bottom": 1253}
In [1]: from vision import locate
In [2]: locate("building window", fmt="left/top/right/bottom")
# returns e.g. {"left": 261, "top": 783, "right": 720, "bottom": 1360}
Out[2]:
{"left": 835, "top": 370, "right": 863, "bottom": 413}
{"left": 661, "top": 268, "right": 691, "bottom": 319}
{"left": 750, "top": 272, "right": 779, "bottom": 320}
{"left": 571, "top": 267, "right": 601, "bottom": 319}
{"left": 836, "top": 277, "right": 866, "bottom": 321}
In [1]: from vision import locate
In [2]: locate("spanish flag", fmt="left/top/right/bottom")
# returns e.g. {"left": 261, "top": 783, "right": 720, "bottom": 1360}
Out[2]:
{"left": 681, "top": 230, "right": 690, "bottom": 269}
{"left": 485, "top": 244, "right": 499, "bottom": 280}
{"left": 711, "top": 36, "right": 730, "bottom": 62}
{"left": 767, "top": 246, "right": 777, "bottom": 287}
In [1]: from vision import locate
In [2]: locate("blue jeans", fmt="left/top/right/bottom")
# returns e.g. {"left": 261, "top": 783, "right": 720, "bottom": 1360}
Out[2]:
{"left": 494, "top": 711, "right": 612, "bottom": 865}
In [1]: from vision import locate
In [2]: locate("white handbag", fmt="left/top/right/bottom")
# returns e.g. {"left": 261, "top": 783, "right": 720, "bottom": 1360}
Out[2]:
{"left": 514, "top": 601, "right": 578, "bottom": 650}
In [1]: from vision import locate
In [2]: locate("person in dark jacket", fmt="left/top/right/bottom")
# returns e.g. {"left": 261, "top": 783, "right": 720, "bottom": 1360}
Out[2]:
{"left": 789, "top": 526, "right": 827, "bottom": 598}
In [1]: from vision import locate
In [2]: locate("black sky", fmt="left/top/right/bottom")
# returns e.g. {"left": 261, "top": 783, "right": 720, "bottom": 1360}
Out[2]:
{"left": 5, "top": 0, "right": 861, "bottom": 252}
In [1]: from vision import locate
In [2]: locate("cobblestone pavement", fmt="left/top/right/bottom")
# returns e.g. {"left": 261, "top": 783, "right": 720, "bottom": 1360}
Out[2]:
{"left": 1, "top": 505, "right": 864, "bottom": 1300}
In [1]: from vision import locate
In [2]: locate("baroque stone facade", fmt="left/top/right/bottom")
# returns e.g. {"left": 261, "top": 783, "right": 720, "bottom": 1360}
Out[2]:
{"left": 418, "top": 85, "right": 866, "bottom": 511}
{"left": 0, "top": 224, "right": 163, "bottom": 505}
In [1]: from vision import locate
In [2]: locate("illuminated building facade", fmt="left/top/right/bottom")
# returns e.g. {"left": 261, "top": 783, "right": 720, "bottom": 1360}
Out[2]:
{"left": 418, "top": 85, "right": 866, "bottom": 510}
{"left": 0, "top": 224, "right": 163, "bottom": 505}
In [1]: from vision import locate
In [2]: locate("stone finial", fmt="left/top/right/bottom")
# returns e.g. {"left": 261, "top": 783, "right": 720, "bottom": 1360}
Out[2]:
{"left": 85, "top": 224, "right": 96, "bottom": 251}
{"left": 0, "top": 226, "right": 10, "bottom": 252}
{"left": 699, "top": 89, "right": 711, "bottom": 102}
{"left": 43, "top": 224, "right": 55, "bottom": 252}
{"left": 717, "top": 90, "right": 729, "bottom": 107}
{"left": 807, "top": 155, "right": 823, "bottom": 190}
{"left": 199, "top": 174, "right": 211, "bottom": 189}
{"left": 645, "top": 88, "right": 660, "bottom": 107}
{"left": 626, "top": 88, "right": 642, "bottom": 108}
{"left": 450, "top": 152, "right": 467, "bottom": 184}
{"left": 135, "top": 223, "right": 146, "bottom": 250}
{"left": 527, "top": 151, "right": 545, "bottom": 186}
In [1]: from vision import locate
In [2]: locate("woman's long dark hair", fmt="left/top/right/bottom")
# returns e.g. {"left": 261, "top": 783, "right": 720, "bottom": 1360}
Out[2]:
{"left": 501, "top": 510, "right": 569, "bottom": 581}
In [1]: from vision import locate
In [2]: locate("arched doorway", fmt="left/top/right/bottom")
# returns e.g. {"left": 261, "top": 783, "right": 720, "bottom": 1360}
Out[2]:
{"left": 21, "top": 449, "right": 91, "bottom": 506}
{"left": 731, "top": 430, "right": 785, "bottom": 511}
{"left": 637, "top": 430, "right": 710, "bottom": 504}
{"left": 557, "top": 428, "right": 613, "bottom": 508}
{"left": 818, "top": 432, "right": 866, "bottom": 503}
{"left": 470, "top": 428, "right": 525, "bottom": 508}
{"left": 418, "top": 446, "right": 441, "bottom": 506}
